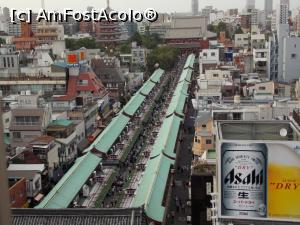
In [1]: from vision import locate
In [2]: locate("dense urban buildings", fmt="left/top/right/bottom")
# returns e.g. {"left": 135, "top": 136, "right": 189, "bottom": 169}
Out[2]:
{"left": 0, "top": 0, "right": 300, "bottom": 225}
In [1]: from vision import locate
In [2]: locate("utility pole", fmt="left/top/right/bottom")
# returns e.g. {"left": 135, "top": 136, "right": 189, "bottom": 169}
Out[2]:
{"left": 0, "top": 98, "right": 11, "bottom": 225}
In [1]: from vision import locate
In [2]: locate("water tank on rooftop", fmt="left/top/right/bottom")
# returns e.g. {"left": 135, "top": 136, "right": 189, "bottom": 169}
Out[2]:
{"left": 234, "top": 95, "right": 241, "bottom": 105}
{"left": 9, "top": 102, "right": 18, "bottom": 109}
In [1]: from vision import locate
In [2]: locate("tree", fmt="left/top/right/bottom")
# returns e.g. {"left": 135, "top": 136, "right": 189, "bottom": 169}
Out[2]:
{"left": 130, "top": 32, "right": 143, "bottom": 46}
{"left": 207, "top": 22, "right": 230, "bottom": 38}
{"left": 235, "top": 25, "right": 244, "bottom": 34}
{"left": 146, "top": 46, "right": 179, "bottom": 73}
{"left": 65, "top": 38, "right": 103, "bottom": 51}
{"left": 119, "top": 43, "right": 131, "bottom": 54}
{"left": 0, "top": 38, "right": 5, "bottom": 45}
{"left": 207, "top": 24, "right": 217, "bottom": 33}
{"left": 217, "top": 22, "right": 227, "bottom": 33}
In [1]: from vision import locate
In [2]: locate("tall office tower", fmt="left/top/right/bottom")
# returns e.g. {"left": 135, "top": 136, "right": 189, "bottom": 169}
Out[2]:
{"left": 192, "top": 0, "right": 199, "bottom": 16}
{"left": 245, "top": 0, "right": 255, "bottom": 12}
{"left": 2, "top": 7, "right": 10, "bottom": 21}
{"left": 277, "top": 0, "right": 289, "bottom": 26}
{"left": 264, "top": 0, "right": 273, "bottom": 16}
{"left": 41, "top": 0, "right": 45, "bottom": 9}
{"left": 87, "top": 6, "right": 94, "bottom": 12}
{"left": 0, "top": 7, "right": 10, "bottom": 33}
{"left": 280, "top": 0, "right": 290, "bottom": 9}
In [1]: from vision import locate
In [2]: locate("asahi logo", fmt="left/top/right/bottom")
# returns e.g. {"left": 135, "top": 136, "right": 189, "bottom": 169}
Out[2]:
{"left": 221, "top": 143, "right": 267, "bottom": 218}
{"left": 224, "top": 168, "right": 264, "bottom": 185}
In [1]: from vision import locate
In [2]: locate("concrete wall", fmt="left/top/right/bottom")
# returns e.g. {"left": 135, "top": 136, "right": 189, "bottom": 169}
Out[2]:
{"left": 283, "top": 37, "right": 300, "bottom": 82}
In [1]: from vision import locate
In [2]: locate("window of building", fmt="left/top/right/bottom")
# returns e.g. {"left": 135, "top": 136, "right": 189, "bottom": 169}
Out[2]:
{"left": 291, "top": 54, "right": 297, "bottom": 59}
{"left": 11, "top": 57, "right": 14, "bottom": 67}
{"left": 13, "top": 132, "right": 21, "bottom": 139}
{"left": 7, "top": 57, "right": 10, "bottom": 67}
{"left": 202, "top": 124, "right": 207, "bottom": 128}
{"left": 15, "top": 116, "right": 39, "bottom": 125}
{"left": 77, "top": 80, "right": 88, "bottom": 86}
{"left": 258, "top": 86, "right": 266, "bottom": 90}
{"left": 195, "top": 136, "right": 200, "bottom": 143}
{"left": 211, "top": 52, "right": 216, "bottom": 57}
{"left": 3, "top": 57, "right": 6, "bottom": 67}
{"left": 213, "top": 74, "right": 218, "bottom": 78}
{"left": 206, "top": 139, "right": 212, "bottom": 144}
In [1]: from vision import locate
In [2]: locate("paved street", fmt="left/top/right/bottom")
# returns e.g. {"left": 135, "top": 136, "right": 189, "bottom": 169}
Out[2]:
{"left": 166, "top": 93, "right": 196, "bottom": 225}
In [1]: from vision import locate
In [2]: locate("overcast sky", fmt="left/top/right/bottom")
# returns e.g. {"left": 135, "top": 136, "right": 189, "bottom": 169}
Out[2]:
{"left": 1, "top": 0, "right": 300, "bottom": 14}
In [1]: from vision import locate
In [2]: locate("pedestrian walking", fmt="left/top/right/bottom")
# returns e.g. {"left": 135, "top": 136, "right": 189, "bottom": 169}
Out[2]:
{"left": 171, "top": 211, "right": 175, "bottom": 224}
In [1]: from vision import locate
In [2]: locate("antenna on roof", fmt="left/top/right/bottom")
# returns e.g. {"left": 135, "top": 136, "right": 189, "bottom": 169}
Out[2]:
{"left": 107, "top": 0, "right": 110, "bottom": 8}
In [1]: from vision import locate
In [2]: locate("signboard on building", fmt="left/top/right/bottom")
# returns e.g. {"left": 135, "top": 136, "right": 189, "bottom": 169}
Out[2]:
{"left": 67, "top": 53, "right": 78, "bottom": 64}
{"left": 219, "top": 141, "right": 300, "bottom": 221}
{"left": 66, "top": 51, "right": 87, "bottom": 67}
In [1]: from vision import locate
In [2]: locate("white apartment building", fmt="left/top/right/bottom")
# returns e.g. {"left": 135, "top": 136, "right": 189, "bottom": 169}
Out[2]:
{"left": 276, "top": 0, "right": 289, "bottom": 29}
{"left": 253, "top": 48, "right": 268, "bottom": 78}
{"left": 199, "top": 49, "right": 220, "bottom": 74}
{"left": 235, "top": 33, "right": 250, "bottom": 49}
{"left": 251, "top": 34, "right": 266, "bottom": 49}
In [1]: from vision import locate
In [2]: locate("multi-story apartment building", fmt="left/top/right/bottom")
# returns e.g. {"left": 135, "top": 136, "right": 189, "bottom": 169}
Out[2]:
{"left": 35, "top": 24, "right": 64, "bottom": 45}
{"left": 192, "top": 112, "right": 214, "bottom": 157}
{"left": 0, "top": 44, "right": 20, "bottom": 78}
{"left": 46, "top": 119, "right": 78, "bottom": 165}
{"left": 9, "top": 94, "right": 52, "bottom": 149}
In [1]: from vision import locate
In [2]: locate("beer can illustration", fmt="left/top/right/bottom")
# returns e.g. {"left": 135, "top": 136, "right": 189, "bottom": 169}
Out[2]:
{"left": 221, "top": 142, "right": 267, "bottom": 218}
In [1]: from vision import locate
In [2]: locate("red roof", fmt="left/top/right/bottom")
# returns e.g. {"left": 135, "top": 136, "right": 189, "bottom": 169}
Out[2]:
{"left": 54, "top": 71, "right": 106, "bottom": 101}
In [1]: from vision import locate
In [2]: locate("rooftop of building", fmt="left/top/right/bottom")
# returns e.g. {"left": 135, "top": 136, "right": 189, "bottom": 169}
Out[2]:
{"left": 53, "top": 70, "right": 106, "bottom": 101}
{"left": 195, "top": 112, "right": 212, "bottom": 125}
{"left": 91, "top": 58, "right": 125, "bottom": 83}
{"left": 217, "top": 120, "right": 300, "bottom": 141}
{"left": 11, "top": 208, "right": 144, "bottom": 225}
{"left": 7, "top": 164, "right": 45, "bottom": 172}
{"left": 30, "top": 136, "right": 55, "bottom": 145}
{"left": 48, "top": 119, "right": 73, "bottom": 127}
{"left": 165, "top": 28, "right": 216, "bottom": 39}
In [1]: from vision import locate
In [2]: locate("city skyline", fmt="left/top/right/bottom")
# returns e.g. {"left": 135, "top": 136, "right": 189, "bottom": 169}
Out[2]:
{"left": 0, "top": 0, "right": 300, "bottom": 14}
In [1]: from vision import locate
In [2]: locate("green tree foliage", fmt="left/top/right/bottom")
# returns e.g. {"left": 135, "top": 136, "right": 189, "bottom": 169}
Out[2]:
{"left": 130, "top": 32, "right": 143, "bottom": 46}
{"left": 119, "top": 32, "right": 163, "bottom": 54}
{"left": 0, "top": 38, "right": 5, "bottom": 45}
{"left": 207, "top": 21, "right": 230, "bottom": 38}
{"left": 65, "top": 38, "right": 104, "bottom": 50}
{"left": 235, "top": 25, "right": 244, "bottom": 34}
{"left": 146, "top": 46, "right": 179, "bottom": 73}
{"left": 119, "top": 44, "right": 131, "bottom": 54}
{"left": 141, "top": 33, "right": 162, "bottom": 49}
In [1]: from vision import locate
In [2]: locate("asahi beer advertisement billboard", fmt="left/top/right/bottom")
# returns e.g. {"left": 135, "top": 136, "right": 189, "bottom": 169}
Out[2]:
{"left": 220, "top": 142, "right": 300, "bottom": 221}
